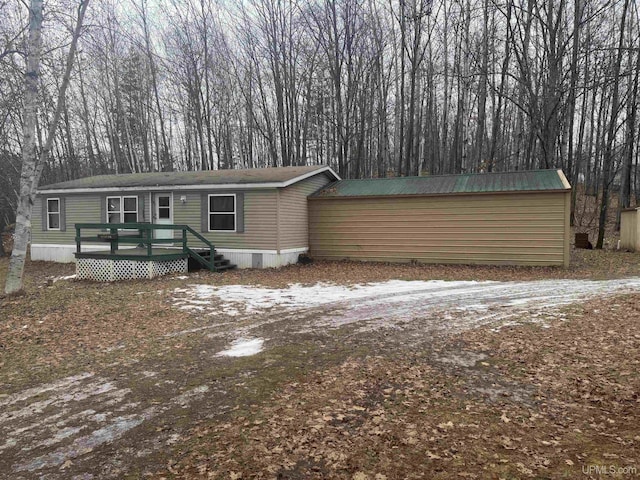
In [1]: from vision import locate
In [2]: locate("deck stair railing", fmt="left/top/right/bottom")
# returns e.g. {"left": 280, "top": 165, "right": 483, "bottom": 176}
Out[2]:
{"left": 74, "top": 223, "right": 218, "bottom": 271}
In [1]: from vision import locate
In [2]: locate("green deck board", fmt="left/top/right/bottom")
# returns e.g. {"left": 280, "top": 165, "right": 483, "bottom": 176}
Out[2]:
{"left": 75, "top": 247, "right": 190, "bottom": 261}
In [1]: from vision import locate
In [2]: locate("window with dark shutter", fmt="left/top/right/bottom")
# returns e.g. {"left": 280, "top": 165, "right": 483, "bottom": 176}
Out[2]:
{"left": 208, "top": 194, "right": 236, "bottom": 231}
{"left": 47, "top": 198, "right": 60, "bottom": 230}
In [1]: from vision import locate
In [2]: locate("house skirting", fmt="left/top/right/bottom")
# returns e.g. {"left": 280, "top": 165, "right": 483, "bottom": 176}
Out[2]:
{"left": 30, "top": 244, "right": 137, "bottom": 263}
{"left": 216, "top": 248, "right": 307, "bottom": 269}
{"left": 31, "top": 244, "right": 307, "bottom": 269}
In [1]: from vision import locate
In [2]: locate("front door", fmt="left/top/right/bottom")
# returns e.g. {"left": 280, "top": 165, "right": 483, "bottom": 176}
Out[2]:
{"left": 154, "top": 193, "right": 173, "bottom": 240}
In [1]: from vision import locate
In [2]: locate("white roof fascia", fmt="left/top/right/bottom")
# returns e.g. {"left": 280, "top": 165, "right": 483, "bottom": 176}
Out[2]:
{"left": 556, "top": 169, "right": 572, "bottom": 190}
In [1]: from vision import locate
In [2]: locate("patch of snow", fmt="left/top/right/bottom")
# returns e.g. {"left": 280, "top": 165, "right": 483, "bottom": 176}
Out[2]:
{"left": 165, "top": 433, "right": 182, "bottom": 445}
{"left": 171, "top": 277, "right": 640, "bottom": 336}
{"left": 455, "top": 303, "right": 490, "bottom": 311}
{"left": 0, "top": 380, "right": 119, "bottom": 425}
{"left": 177, "top": 299, "right": 210, "bottom": 305}
{"left": 216, "top": 338, "right": 264, "bottom": 357}
{"left": 435, "top": 351, "right": 487, "bottom": 368}
{"left": 10, "top": 384, "right": 210, "bottom": 473}
{"left": 0, "top": 373, "right": 94, "bottom": 408}
{"left": 53, "top": 274, "right": 76, "bottom": 283}
{"left": 175, "top": 280, "right": 490, "bottom": 315}
{"left": 91, "top": 413, "right": 108, "bottom": 423}
{"left": 177, "top": 305, "right": 205, "bottom": 311}
{"left": 165, "top": 322, "right": 235, "bottom": 338}
{"left": 24, "top": 425, "right": 87, "bottom": 451}
{"left": 0, "top": 438, "right": 17, "bottom": 451}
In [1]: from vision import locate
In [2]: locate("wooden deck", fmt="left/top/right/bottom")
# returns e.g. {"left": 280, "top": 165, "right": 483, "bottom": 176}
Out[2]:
{"left": 74, "top": 223, "right": 232, "bottom": 272}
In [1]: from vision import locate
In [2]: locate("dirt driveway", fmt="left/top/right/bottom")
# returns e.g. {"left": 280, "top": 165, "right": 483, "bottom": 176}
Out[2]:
{"left": 1, "top": 273, "right": 639, "bottom": 479}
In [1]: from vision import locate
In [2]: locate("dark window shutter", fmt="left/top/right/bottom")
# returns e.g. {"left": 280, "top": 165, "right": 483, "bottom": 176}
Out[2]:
{"left": 138, "top": 195, "right": 145, "bottom": 222}
{"left": 236, "top": 192, "right": 244, "bottom": 233}
{"left": 41, "top": 197, "right": 47, "bottom": 231}
{"left": 59, "top": 197, "right": 66, "bottom": 232}
{"left": 100, "top": 195, "right": 107, "bottom": 224}
{"left": 201, "top": 193, "right": 208, "bottom": 232}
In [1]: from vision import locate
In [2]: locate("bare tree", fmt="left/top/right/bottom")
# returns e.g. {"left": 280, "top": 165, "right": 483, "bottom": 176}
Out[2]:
{"left": 596, "top": 0, "right": 629, "bottom": 249}
{"left": 0, "top": 0, "right": 638, "bottom": 253}
{"left": 5, "top": 0, "right": 89, "bottom": 295}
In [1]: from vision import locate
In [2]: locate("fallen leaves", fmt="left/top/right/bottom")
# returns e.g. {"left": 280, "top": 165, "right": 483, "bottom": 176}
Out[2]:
{"left": 1, "top": 255, "right": 639, "bottom": 479}
{"left": 166, "top": 294, "right": 640, "bottom": 479}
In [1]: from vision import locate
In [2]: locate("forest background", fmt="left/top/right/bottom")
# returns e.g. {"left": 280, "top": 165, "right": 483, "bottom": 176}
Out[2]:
{"left": 0, "top": 0, "right": 638, "bottom": 251}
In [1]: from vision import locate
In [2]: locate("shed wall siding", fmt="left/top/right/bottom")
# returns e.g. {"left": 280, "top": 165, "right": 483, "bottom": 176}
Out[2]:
{"left": 278, "top": 173, "right": 333, "bottom": 250}
{"left": 620, "top": 210, "right": 639, "bottom": 251}
{"left": 309, "top": 192, "right": 569, "bottom": 266}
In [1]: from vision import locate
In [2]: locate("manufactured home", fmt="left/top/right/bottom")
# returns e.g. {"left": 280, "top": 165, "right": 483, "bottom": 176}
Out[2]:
{"left": 34, "top": 166, "right": 339, "bottom": 276}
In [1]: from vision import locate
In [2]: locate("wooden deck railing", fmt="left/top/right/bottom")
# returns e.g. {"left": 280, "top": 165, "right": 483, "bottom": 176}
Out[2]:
{"left": 74, "top": 223, "right": 217, "bottom": 271}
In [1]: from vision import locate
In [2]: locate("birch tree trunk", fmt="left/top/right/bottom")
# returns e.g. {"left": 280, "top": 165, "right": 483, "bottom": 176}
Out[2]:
{"left": 4, "top": 0, "right": 44, "bottom": 295}
{"left": 5, "top": 0, "right": 89, "bottom": 295}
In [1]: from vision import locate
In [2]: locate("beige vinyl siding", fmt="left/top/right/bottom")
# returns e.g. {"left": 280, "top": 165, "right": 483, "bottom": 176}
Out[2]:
{"left": 33, "top": 193, "right": 152, "bottom": 245}
{"left": 309, "top": 192, "right": 570, "bottom": 266}
{"left": 173, "top": 189, "right": 278, "bottom": 250}
{"left": 620, "top": 209, "right": 639, "bottom": 251}
{"left": 33, "top": 195, "right": 101, "bottom": 244}
{"left": 34, "top": 188, "right": 279, "bottom": 251}
{"left": 278, "top": 173, "right": 333, "bottom": 250}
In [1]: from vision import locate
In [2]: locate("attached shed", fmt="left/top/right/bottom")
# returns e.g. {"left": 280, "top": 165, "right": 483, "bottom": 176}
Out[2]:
{"left": 309, "top": 169, "right": 571, "bottom": 267}
{"left": 620, "top": 208, "right": 639, "bottom": 252}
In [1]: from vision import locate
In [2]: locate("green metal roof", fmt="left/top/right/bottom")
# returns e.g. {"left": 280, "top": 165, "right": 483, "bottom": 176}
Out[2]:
{"left": 39, "top": 165, "right": 336, "bottom": 192}
{"left": 311, "top": 170, "right": 570, "bottom": 198}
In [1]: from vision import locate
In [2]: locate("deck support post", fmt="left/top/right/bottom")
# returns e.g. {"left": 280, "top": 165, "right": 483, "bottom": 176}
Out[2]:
{"left": 75, "top": 225, "right": 81, "bottom": 254}
{"left": 182, "top": 228, "right": 187, "bottom": 253}
{"left": 146, "top": 228, "right": 152, "bottom": 256}
{"left": 109, "top": 228, "right": 117, "bottom": 254}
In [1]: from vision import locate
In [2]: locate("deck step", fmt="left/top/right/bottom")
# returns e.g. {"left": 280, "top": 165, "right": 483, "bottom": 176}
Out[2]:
{"left": 187, "top": 250, "right": 236, "bottom": 272}
{"left": 215, "top": 263, "right": 237, "bottom": 271}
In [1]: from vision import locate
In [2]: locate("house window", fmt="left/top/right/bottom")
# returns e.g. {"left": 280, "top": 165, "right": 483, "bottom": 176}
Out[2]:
{"left": 47, "top": 198, "right": 60, "bottom": 230}
{"left": 107, "top": 196, "right": 138, "bottom": 224}
{"left": 208, "top": 194, "right": 236, "bottom": 232}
